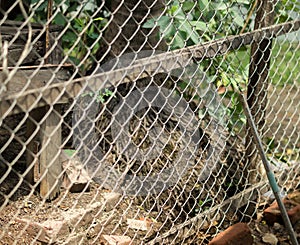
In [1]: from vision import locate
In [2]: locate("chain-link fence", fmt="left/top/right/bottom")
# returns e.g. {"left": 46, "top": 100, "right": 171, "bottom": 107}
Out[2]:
{"left": 0, "top": 0, "right": 299, "bottom": 244}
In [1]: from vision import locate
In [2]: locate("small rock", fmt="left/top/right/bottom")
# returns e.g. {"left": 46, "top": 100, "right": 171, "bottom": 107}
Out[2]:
{"left": 127, "top": 218, "right": 150, "bottom": 231}
{"left": 262, "top": 233, "right": 278, "bottom": 245}
{"left": 102, "top": 235, "right": 131, "bottom": 245}
{"left": 208, "top": 222, "right": 253, "bottom": 245}
{"left": 272, "top": 222, "right": 282, "bottom": 232}
{"left": 264, "top": 199, "right": 300, "bottom": 226}
{"left": 103, "top": 192, "right": 121, "bottom": 211}
{"left": 61, "top": 153, "right": 90, "bottom": 193}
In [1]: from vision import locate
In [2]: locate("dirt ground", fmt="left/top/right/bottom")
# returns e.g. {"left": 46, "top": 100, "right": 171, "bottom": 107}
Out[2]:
{"left": 1, "top": 177, "right": 300, "bottom": 244}
{"left": 0, "top": 84, "right": 299, "bottom": 244}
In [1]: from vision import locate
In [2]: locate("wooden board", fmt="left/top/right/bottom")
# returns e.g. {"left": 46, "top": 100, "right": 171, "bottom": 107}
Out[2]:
{"left": 0, "top": 68, "right": 70, "bottom": 116}
{"left": 39, "top": 105, "right": 62, "bottom": 200}
{"left": 0, "top": 21, "right": 63, "bottom": 66}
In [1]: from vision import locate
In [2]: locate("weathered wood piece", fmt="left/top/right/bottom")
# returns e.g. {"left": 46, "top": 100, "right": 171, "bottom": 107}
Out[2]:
{"left": 39, "top": 105, "right": 62, "bottom": 200}
{"left": 0, "top": 21, "right": 62, "bottom": 66}
{"left": 0, "top": 19, "right": 299, "bottom": 117}
{"left": 26, "top": 107, "right": 45, "bottom": 185}
{"left": 0, "top": 68, "right": 70, "bottom": 116}
{"left": 0, "top": 21, "right": 66, "bottom": 200}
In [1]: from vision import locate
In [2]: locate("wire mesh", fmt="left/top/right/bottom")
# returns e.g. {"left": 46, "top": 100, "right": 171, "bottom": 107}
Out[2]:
{"left": 0, "top": 0, "right": 299, "bottom": 244}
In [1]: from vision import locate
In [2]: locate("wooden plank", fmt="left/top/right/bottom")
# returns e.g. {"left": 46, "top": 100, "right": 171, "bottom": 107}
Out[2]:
{"left": 0, "top": 69, "right": 70, "bottom": 116}
{"left": 0, "top": 20, "right": 63, "bottom": 31}
{"left": 25, "top": 107, "right": 46, "bottom": 184}
{"left": 0, "top": 22, "right": 63, "bottom": 65}
{"left": 39, "top": 105, "right": 62, "bottom": 200}
{"left": 0, "top": 20, "right": 299, "bottom": 116}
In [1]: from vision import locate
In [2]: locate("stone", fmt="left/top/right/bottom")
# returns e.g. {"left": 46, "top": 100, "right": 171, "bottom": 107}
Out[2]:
{"left": 61, "top": 151, "right": 90, "bottom": 193}
{"left": 208, "top": 222, "right": 253, "bottom": 245}
{"left": 264, "top": 199, "right": 300, "bottom": 226}
{"left": 127, "top": 218, "right": 150, "bottom": 231}
{"left": 15, "top": 218, "right": 47, "bottom": 243}
{"left": 102, "top": 235, "right": 132, "bottom": 245}
{"left": 262, "top": 233, "right": 278, "bottom": 245}
{"left": 102, "top": 192, "right": 121, "bottom": 211}
{"left": 14, "top": 202, "right": 109, "bottom": 243}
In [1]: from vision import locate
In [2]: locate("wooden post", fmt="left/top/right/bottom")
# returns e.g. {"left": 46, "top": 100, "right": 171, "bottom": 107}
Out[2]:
{"left": 245, "top": 0, "right": 275, "bottom": 184}
{"left": 39, "top": 105, "right": 62, "bottom": 200}
{"left": 26, "top": 108, "right": 45, "bottom": 184}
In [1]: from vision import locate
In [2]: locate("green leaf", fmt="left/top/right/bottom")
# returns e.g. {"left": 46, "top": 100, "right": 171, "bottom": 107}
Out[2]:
{"left": 213, "top": 2, "right": 227, "bottom": 11}
{"left": 83, "top": 1, "right": 97, "bottom": 12}
{"left": 178, "top": 20, "right": 201, "bottom": 44}
{"left": 54, "top": 12, "right": 67, "bottom": 26}
{"left": 143, "top": 19, "right": 156, "bottom": 28}
{"left": 172, "top": 32, "right": 185, "bottom": 49}
{"left": 169, "top": 5, "right": 179, "bottom": 16}
{"left": 190, "top": 20, "right": 207, "bottom": 31}
{"left": 182, "top": 1, "right": 195, "bottom": 12}
{"left": 62, "top": 31, "right": 77, "bottom": 43}
{"left": 198, "top": 0, "right": 209, "bottom": 10}
{"left": 68, "top": 56, "right": 81, "bottom": 66}
{"left": 94, "top": 17, "right": 104, "bottom": 21}
{"left": 232, "top": 11, "right": 244, "bottom": 27}
{"left": 144, "top": 16, "right": 173, "bottom": 39}
{"left": 157, "top": 16, "right": 172, "bottom": 30}
{"left": 96, "top": 95, "right": 105, "bottom": 103}
{"left": 221, "top": 72, "right": 230, "bottom": 87}
{"left": 235, "top": 0, "right": 250, "bottom": 4}
{"left": 104, "top": 89, "right": 113, "bottom": 97}
{"left": 88, "top": 32, "right": 99, "bottom": 39}
{"left": 64, "top": 149, "right": 76, "bottom": 157}
{"left": 30, "top": 0, "right": 40, "bottom": 4}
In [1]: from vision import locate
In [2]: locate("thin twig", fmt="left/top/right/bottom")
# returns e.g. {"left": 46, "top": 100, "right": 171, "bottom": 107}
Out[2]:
{"left": 45, "top": 0, "right": 53, "bottom": 64}
{"left": 223, "top": 0, "right": 258, "bottom": 61}
{"left": 240, "top": 0, "right": 258, "bottom": 34}
{"left": 0, "top": 40, "right": 9, "bottom": 94}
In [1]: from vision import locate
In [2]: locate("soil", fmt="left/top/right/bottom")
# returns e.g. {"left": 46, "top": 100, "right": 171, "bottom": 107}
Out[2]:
{"left": 0, "top": 84, "right": 299, "bottom": 244}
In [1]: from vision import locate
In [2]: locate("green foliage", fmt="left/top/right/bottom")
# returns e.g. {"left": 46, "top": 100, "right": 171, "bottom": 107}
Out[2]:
{"left": 270, "top": 41, "right": 300, "bottom": 86}
{"left": 143, "top": 0, "right": 299, "bottom": 133}
{"left": 144, "top": 0, "right": 251, "bottom": 132}
{"left": 230, "top": 40, "right": 300, "bottom": 86}
{"left": 63, "top": 149, "right": 76, "bottom": 157}
{"left": 22, "top": 0, "right": 298, "bottom": 131}
{"left": 275, "top": 0, "right": 300, "bottom": 23}
{"left": 82, "top": 88, "right": 115, "bottom": 103}
{"left": 194, "top": 198, "right": 212, "bottom": 213}
{"left": 143, "top": 0, "right": 250, "bottom": 49}
{"left": 27, "top": 0, "right": 108, "bottom": 74}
